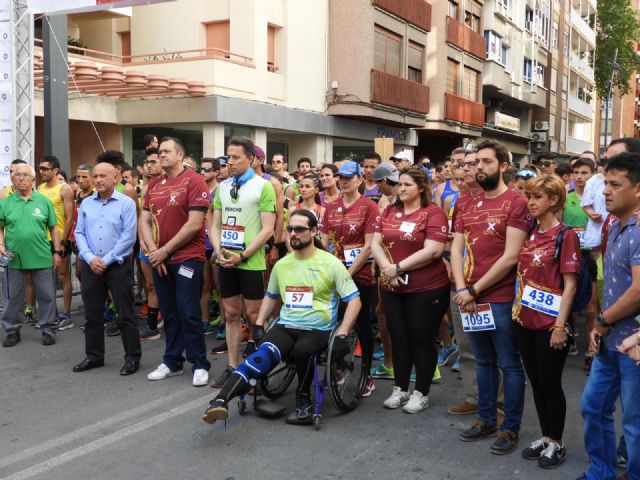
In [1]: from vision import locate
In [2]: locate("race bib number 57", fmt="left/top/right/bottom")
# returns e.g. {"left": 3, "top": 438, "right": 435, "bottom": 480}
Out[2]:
{"left": 285, "top": 286, "right": 313, "bottom": 309}
{"left": 460, "top": 304, "right": 496, "bottom": 332}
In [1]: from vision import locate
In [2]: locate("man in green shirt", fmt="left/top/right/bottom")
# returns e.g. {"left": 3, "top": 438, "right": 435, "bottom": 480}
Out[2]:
{"left": 564, "top": 157, "right": 594, "bottom": 248}
{"left": 0, "top": 163, "right": 62, "bottom": 347}
{"left": 210, "top": 136, "right": 276, "bottom": 387}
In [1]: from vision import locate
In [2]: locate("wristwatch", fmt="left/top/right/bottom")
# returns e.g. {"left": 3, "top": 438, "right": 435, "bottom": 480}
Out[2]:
{"left": 467, "top": 284, "right": 478, "bottom": 298}
{"left": 597, "top": 312, "right": 608, "bottom": 328}
{"left": 239, "top": 253, "right": 248, "bottom": 263}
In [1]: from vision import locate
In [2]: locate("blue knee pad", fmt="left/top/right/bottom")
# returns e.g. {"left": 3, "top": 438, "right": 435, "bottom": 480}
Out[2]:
{"left": 236, "top": 342, "right": 281, "bottom": 383}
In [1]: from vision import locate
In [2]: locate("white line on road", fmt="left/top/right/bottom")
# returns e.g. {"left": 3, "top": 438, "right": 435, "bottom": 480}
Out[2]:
{"left": 0, "top": 388, "right": 206, "bottom": 472}
{"left": 2, "top": 393, "right": 211, "bottom": 480}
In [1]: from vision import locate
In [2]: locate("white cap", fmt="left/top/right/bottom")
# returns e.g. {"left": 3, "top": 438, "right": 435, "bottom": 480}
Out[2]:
{"left": 390, "top": 151, "right": 413, "bottom": 163}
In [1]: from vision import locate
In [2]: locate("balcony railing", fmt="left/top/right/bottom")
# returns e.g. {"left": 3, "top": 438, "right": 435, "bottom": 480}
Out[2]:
{"left": 373, "top": 0, "right": 432, "bottom": 31}
{"left": 446, "top": 17, "right": 486, "bottom": 60}
{"left": 371, "top": 69, "right": 429, "bottom": 114}
{"left": 444, "top": 92, "right": 485, "bottom": 127}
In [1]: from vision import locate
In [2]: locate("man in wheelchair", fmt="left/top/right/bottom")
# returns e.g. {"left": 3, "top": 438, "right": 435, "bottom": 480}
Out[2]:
{"left": 203, "top": 209, "right": 361, "bottom": 425}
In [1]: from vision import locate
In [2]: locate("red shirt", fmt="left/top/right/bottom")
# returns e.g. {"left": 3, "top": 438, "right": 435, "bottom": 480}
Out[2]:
{"left": 143, "top": 169, "right": 210, "bottom": 264}
{"left": 375, "top": 204, "right": 449, "bottom": 293}
{"left": 514, "top": 223, "right": 581, "bottom": 330}
{"left": 454, "top": 188, "right": 531, "bottom": 303}
{"left": 320, "top": 195, "right": 378, "bottom": 286}
{"left": 451, "top": 189, "right": 482, "bottom": 234}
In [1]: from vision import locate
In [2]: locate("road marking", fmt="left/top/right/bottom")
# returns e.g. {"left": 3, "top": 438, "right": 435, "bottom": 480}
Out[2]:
{"left": 3, "top": 393, "right": 211, "bottom": 480}
{"left": 0, "top": 388, "right": 205, "bottom": 472}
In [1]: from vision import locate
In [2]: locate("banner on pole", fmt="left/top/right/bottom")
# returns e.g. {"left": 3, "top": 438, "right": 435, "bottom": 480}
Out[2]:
{"left": 27, "top": 0, "right": 174, "bottom": 15}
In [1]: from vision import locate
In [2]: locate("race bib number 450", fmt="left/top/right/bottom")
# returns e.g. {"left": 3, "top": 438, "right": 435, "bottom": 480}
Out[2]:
{"left": 221, "top": 225, "right": 245, "bottom": 249}
{"left": 285, "top": 286, "right": 313, "bottom": 309}
{"left": 521, "top": 284, "right": 561, "bottom": 317}
{"left": 460, "top": 304, "right": 496, "bottom": 332}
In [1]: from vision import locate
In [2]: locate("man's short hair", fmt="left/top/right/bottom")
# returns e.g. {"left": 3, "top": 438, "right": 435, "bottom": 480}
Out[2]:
{"left": 573, "top": 157, "right": 595, "bottom": 172}
{"left": 609, "top": 137, "right": 640, "bottom": 154}
{"left": 123, "top": 165, "right": 140, "bottom": 179}
{"left": 361, "top": 152, "right": 381, "bottom": 163}
{"left": 11, "top": 159, "right": 26, "bottom": 165}
{"left": 77, "top": 163, "right": 93, "bottom": 174}
{"left": 476, "top": 140, "right": 510, "bottom": 165}
{"left": 143, "top": 134, "right": 156, "bottom": 147}
{"left": 503, "top": 167, "right": 517, "bottom": 185}
{"left": 159, "top": 137, "right": 185, "bottom": 155}
{"left": 605, "top": 152, "right": 640, "bottom": 185}
{"left": 227, "top": 136, "right": 255, "bottom": 158}
{"left": 451, "top": 147, "right": 467, "bottom": 157}
{"left": 536, "top": 152, "right": 558, "bottom": 163}
{"left": 41, "top": 155, "right": 61, "bottom": 170}
{"left": 145, "top": 147, "right": 159, "bottom": 157}
{"left": 96, "top": 150, "right": 125, "bottom": 167}
{"left": 555, "top": 163, "right": 572, "bottom": 177}
{"left": 201, "top": 157, "right": 221, "bottom": 170}
{"left": 297, "top": 157, "right": 312, "bottom": 168}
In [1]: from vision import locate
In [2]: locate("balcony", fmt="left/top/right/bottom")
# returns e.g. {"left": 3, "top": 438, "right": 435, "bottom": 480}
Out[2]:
{"left": 570, "top": 52, "right": 595, "bottom": 81}
{"left": 571, "top": 9, "right": 596, "bottom": 46}
{"left": 373, "top": 0, "right": 432, "bottom": 31}
{"left": 567, "top": 136, "right": 593, "bottom": 155}
{"left": 371, "top": 70, "right": 430, "bottom": 114}
{"left": 444, "top": 92, "right": 485, "bottom": 127}
{"left": 483, "top": 60, "right": 512, "bottom": 93}
{"left": 446, "top": 17, "right": 486, "bottom": 60}
{"left": 568, "top": 94, "right": 594, "bottom": 119}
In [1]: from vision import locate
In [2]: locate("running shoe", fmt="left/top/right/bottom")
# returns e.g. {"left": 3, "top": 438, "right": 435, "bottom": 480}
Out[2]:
{"left": 24, "top": 307, "right": 35, "bottom": 326}
{"left": 410, "top": 367, "right": 441, "bottom": 383}
{"left": 210, "top": 365, "right": 234, "bottom": 388}
{"left": 370, "top": 363, "right": 394, "bottom": 379}
{"left": 211, "top": 341, "right": 228, "bottom": 355}
{"left": 139, "top": 324, "right": 161, "bottom": 340}
{"left": 203, "top": 398, "right": 228, "bottom": 424}
{"left": 383, "top": 386, "right": 409, "bottom": 409}
{"left": 103, "top": 303, "right": 117, "bottom": 323}
{"left": 361, "top": 376, "right": 375, "bottom": 397}
{"left": 451, "top": 355, "right": 461, "bottom": 373}
{"left": 209, "top": 315, "right": 221, "bottom": 328}
{"left": 56, "top": 313, "right": 74, "bottom": 331}
{"left": 402, "top": 391, "right": 429, "bottom": 413}
{"left": 203, "top": 322, "right": 214, "bottom": 335}
{"left": 372, "top": 348, "right": 385, "bottom": 361}
{"left": 522, "top": 436, "right": 549, "bottom": 460}
{"left": 216, "top": 324, "right": 226, "bottom": 340}
{"left": 437, "top": 343, "right": 459, "bottom": 366}
{"left": 147, "top": 363, "right": 183, "bottom": 381}
{"left": 538, "top": 441, "right": 566, "bottom": 469}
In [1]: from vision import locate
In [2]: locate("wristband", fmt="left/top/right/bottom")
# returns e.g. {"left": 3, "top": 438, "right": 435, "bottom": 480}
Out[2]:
{"left": 597, "top": 312, "right": 608, "bottom": 328}
{"left": 467, "top": 284, "right": 478, "bottom": 298}
{"left": 456, "top": 288, "right": 468, "bottom": 294}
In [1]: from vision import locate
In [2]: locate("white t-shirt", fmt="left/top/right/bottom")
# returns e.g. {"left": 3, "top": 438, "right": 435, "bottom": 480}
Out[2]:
{"left": 580, "top": 173, "right": 606, "bottom": 248}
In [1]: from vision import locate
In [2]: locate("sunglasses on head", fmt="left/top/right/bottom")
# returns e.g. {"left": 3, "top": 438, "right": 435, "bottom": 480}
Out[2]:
{"left": 286, "top": 226, "right": 311, "bottom": 234}
{"left": 516, "top": 169, "right": 537, "bottom": 179}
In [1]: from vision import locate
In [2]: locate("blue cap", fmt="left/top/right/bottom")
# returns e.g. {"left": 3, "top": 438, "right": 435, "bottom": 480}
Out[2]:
{"left": 337, "top": 160, "right": 363, "bottom": 178}
{"left": 217, "top": 155, "right": 228, "bottom": 165}
{"left": 422, "top": 166, "right": 432, "bottom": 182}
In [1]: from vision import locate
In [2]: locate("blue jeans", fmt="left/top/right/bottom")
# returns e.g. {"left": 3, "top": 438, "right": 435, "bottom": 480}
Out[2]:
{"left": 466, "top": 302, "right": 525, "bottom": 433}
{"left": 581, "top": 346, "right": 640, "bottom": 480}
{"left": 152, "top": 260, "right": 210, "bottom": 372}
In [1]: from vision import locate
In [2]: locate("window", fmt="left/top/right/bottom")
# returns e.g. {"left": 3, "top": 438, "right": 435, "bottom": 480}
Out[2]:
{"left": 449, "top": 0, "right": 459, "bottom": 21}
{"left": 563, "top": 32, "right": 569, "bottom": 55}
{"left": 496, "top": 0, "right": 510, "bottom": 18}
{"left": 267, "top": 25, "right": 278, "bottom": 72}
{"left": 205, "top": 21, "right": 230, "bottom": 55}
{"left": 408, "top": 42, "right": 424, "bottom": 83}
{"left": 447, "top": 58, "right": 459, "bottom": 94}
{"left": 525, "top": 7, "right": 533, "bottom": 31}
{"left": 374, "top": 26, "right": 401, "bottom": 76}
{"left": 551, "top": 22, "right": 558, "bottom": 49}
{"left": 523, "top": 58, "right": 533, "bottom": 83}
{"left": 464, "top": 2, "right": 482, "bottom": 32}
{"left": 462, "top": 66, "right": 480, "bottom": 102}
{"left": 119, "top": 31, "right": 130, "bottom": 63}
{"left": 551, "top": 67, "right": 557, "bottom": 92}
{"left": 537, "top": 9, "right": 549, "bottom": 44}
{"left": 485, "top": 31, "right": 507, "bottom": 65}
{"left": 535, "top": 64, "right": 545, "bottom": 87}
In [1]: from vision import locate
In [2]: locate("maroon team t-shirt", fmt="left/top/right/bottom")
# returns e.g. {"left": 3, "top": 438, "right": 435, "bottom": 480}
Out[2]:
{"left": 514, "top": 223, "right": 581, "bottom": 330}
{"left": 143, "top": 168, "right": 210, "bottom": 264}
{"left": 454, "top": 188, "right": 531, "bottom": 303}
{"left": 320, "top": 195, "right": 378, "bottom": 286}
{"left": 375, "top": 204, "right": 449, "bottom": 293}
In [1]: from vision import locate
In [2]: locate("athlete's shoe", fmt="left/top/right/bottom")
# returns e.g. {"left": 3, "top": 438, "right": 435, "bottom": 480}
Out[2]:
{"left": 437, "top": 343, "right": 459, "bottom": 366}
{"left": 403, "top": 391, "right": 429, "bottom": 413}
{"left": 383, "top": 386, "right": 410, "bottom": 409}
{"left": 370, "top": 363, "right": 394, "bottom": 379}
{"left": 410, "top": 367, "right": 441, "bottom": 383}
{"left": 147, "top": 363, "right": 183, "bottom": 381}
{"left": 451, "top": 355, "right": 461, "bottom": 372}
{"left": 56, "top": 313, "right": 74, "bottom": 331}
{"left": 538, "top": 442, "right": 566, "bottom": 469}
{"left": 202, "top": 399, "right": 228, "bottom": 424}
{"left": 372, "top": 348, "right": 385, "bottom": 361}
{"left": 139, "top": 325, "right": 161, "bottom": 340}
{"left": 361, "top": 376, "right": 375, "bottom": 397}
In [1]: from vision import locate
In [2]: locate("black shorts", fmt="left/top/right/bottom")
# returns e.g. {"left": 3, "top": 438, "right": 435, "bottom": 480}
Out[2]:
{"left": 206, "top": 249, "right": 214, "bottom": 260}
{"left": 583, "top": 251, "right": 597, "bottom": 282}
{"left": 133, "top": 239, "right": 140, "bottom": 257}
{"left": 50, "top": 240, "right": 72, "bottom": 258}
{"left": 218, "top": 267, "right": 265, "bottom": 300}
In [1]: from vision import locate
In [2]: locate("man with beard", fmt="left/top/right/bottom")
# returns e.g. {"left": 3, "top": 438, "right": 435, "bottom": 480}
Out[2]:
{"left": 202, "top": 209, "right": 361, "bottom": 425}
{"left": 451, "top": 140, "right": 531, "bottom": 455}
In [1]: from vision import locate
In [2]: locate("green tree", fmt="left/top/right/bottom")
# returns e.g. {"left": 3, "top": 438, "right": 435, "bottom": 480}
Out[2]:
{"left": 595, "top": 0, "right": 640, "bottom": 98}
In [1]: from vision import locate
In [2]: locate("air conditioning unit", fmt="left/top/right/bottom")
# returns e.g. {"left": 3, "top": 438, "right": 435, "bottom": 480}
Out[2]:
{"left": 533, "top": 121, "right": 549, "bottom": 131}
{"left": 531, "top": 131, "right": 548, "bottom": 143}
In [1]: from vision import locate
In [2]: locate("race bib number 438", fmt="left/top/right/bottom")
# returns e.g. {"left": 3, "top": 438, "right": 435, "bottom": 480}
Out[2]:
{"left": 285, "top": 286, "right": 313, "bottom": 309}
{"left": 460, "top": 304, "right": 496, "bottom": 332}
{"left": 521, "top": 284, "right": 561, "bottom": 317}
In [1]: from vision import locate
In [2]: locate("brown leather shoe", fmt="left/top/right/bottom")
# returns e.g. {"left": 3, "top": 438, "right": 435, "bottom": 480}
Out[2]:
{"left": 447, "top": 401, "right": 479, "bottom": 415}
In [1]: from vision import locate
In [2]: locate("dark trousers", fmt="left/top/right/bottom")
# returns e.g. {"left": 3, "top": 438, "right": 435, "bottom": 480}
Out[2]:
{"left": 152, "top": 260, "right": 210, "bottom": 372}
{"left": 264, "top": 324, "right": 331, "bottom": 396}
{"left": 381, "top": 285, "right": 450, "bottom": 395}
{"left": 354, "top": 281, "right": 374, "bottom": 368}
{"left": 81, "top": 261, "right": 141, "bottom": 363}
{"left": 514, "top": 324, "right": 569, "bottom": 440}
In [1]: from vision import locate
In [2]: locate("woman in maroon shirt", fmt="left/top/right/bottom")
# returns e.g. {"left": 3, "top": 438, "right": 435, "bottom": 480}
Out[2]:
{"left": 371, "top": 168, "right": 450, "bottom": 413}
{"left": 513, "top": 175, "right": 580, "bottom": 469}
{"left": 319, "top": 164, "right": 341, "bottom": 207}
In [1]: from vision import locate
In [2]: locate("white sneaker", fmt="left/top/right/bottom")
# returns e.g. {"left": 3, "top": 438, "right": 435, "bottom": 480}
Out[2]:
{"left": 402, "top": 390, "right": 429, "bottom": 413}
{"left": 147, "top": 363, "right": 183, "bottom": 381}
{"left": 192, "top": 368, "right": 209, "bottom": 387}
{"left": 383, "top": 386, "right": 410, "bottom": 409}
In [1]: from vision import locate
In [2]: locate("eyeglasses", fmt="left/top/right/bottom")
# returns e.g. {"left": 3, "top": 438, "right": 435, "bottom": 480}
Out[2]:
{"left": 144, "top": 160, "right": 157, "bottom": 166}
{"left": 38, "top": 166, "right": 53, "bottom": 171}
{"left": 462, "top": 160, "right": 479, "bottom": 168}
{"left": 273, "top": 160, "right": 283, "bottom": 165}
{"left": 201, "top": 167, "right": 215, "bottom": 173}
{"left": 286, "top": 226, "right": 311, "bottom": 234}
{"left": 220, "top": 164, "right": 228, "bottom": 168}
{"left": 13, "top": 173, "right": 32, "bottom": 179}
{"left": 541, "top": 160, "right": 554, "bottom": 168}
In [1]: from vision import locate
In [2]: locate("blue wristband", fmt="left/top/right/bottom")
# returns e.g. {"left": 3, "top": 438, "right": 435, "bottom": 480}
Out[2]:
{"left": 456, "top": 288, "right": 468, "bottom": 294}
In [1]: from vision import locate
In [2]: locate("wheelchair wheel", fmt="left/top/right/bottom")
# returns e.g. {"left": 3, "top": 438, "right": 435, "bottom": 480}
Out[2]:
{"left": 327, "top": 326, "right": 369, "bottom": 412}
{"left": 259, "top": 362, "right": 296, "bottom": 399}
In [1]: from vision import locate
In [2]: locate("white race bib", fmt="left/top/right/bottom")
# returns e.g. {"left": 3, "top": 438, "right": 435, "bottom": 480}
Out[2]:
{"left": 178, "top": 265, "right": 194, "bottom": 279}
{"left": 573, "top": 227, "right": 586, "bottom": 249}
{"left": 399, "top": 221, "right": 416, "bottom": 234}
{"left": 460, "top": 304, "right": 496, "bottom": 332}
{"left": 343, "top": 245, "right": 363, "bottom": 266}
{"left": 285, "top": 286, "right": 313, "bottom": 309}
{"left": 221, "top": 224, "right": 245, "bottom": 249}
{"left": 521, "top": 283, "right": 562, "bottom": 317}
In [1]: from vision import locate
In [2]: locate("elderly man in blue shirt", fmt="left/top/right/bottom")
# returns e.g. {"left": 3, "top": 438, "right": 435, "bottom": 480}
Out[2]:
{"left": 579, "top": 151, "right": 640, "bottom": 480}
{"left": 73, "top": 162, "right": 142, "bottom": 376}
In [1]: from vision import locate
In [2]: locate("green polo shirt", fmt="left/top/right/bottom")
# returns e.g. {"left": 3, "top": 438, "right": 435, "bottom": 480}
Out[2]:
{"left": 0, "top": 191, "right": 57, "bottom": 269}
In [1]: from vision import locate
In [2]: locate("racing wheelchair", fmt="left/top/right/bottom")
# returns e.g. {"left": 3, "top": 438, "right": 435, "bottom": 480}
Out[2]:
{"left": 237, "top": 322, "right": 370, "bottom": 430}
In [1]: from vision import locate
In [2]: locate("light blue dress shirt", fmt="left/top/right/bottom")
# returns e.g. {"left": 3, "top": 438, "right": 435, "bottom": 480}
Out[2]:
{"left": 75, "top": 190, "right": 137, "bottom": 267}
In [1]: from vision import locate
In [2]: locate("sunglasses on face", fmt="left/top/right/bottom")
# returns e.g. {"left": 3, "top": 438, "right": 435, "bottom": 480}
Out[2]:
{"left": 38, "top": 166, "right": 53, "bottom": 171}
{"left": 144, "top": 160, "right": 157, "bottom": 165}
{"left": 220, "top": 164, "right": 228, "bottom": 168}
{"left": 541, "top": 161, "right": 554, "bottom": 168}
{"left": 286, "top": 226, "right": 311, "bottom": 234}
{"left": 201, "top": 167, "right": 216, "bottom": 173}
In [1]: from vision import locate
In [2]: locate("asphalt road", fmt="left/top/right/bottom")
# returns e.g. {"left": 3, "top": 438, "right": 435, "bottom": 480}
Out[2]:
{"left": 0, "top": 305, "right": 621, "bottom": 480}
